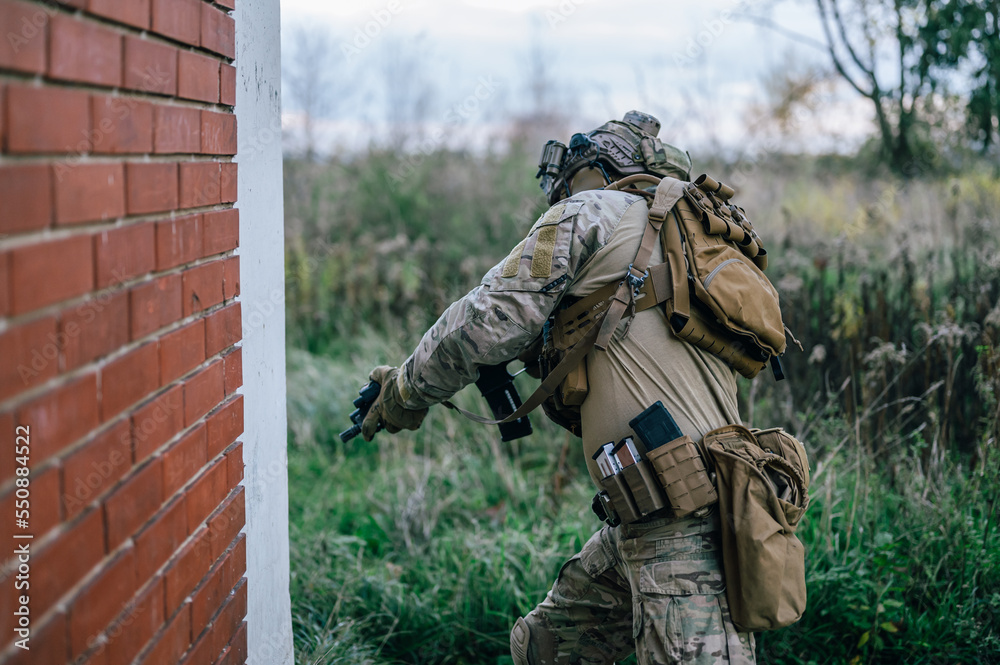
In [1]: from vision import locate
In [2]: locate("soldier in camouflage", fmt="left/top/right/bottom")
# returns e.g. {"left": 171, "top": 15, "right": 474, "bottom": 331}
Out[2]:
{"left": 361, "top": 112, "right": 756, "bottom": 664}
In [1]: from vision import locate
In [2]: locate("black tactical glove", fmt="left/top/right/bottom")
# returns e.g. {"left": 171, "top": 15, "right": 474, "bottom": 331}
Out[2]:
{"left": 361, "top": 366, "right": 428, "bottom": 441}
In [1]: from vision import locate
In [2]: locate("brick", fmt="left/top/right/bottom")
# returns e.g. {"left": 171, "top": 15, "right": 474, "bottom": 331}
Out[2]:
{"left": 182, "top": 625, "right": 219, "bottom": 665}
{"left": 106, "top": 577, "right": 166, "bottom": 665}
{"left": 163, "top": 423, "right": 206, "bottom": 496}
{"left": 126, "top": 163, "right": 178, "bottom": 216}
{"left": 184, "top": 359, "right": 223, "bottom": 426}
{"left": 49, "top": 14, "right": 122, "bottom": 87}
{"left": 213, "top": 578, "right": 247, "bottom": 663}
{"left": 224, "top": 621, "right": 248, "bottom": 665}
{"left": 156, "top": 214, "right": 203, "bottom": 270}
{"left": 55, "top": 163, "right": 126, "bottom": 225}
{"left": 95, "top": 224, "right": 156, "bottom": 288}
{"left": 138, "top": 601, "right": 190, "bottom": 665}
{"left": 0, "top": 316, "right": 58, "bottom": 403}
{"left": 132, "top": 384, "right": 184, "bottom": 462}
{"left": 220, "top": 63, "right": 236, "bottom": 106}
{"left": 223, "top": 347, "right": 242, "bottom": 395}
{"left": 185, "top": 458, "right": 226, "bottom": 530}
{"left": 0, "top": 1, "right": 49, "bottom": 74}
{"left": 7, "top": 611, "right": 67, "bottom": 665}
{"left": 220, "top": 162, "right": 237, "bottom": 203}
{"left": 201, "top": 4, "right": 235, "bottom": 59}
{"left": 183, "top": 260, "right": 224, "bottom": 317}
{"left": 223, "top": 256, "right": 240, "bottom": 300}
{"left": 154, "top": 104, "right": 201, "bottom": 153}
{"left": 104, "top": 458, "right": 162, "bottom": 549}
{"left": 101, "top": 342, "right": 160, "bottom": 421}
{"left": 205, "top": 485, "right": 244, "bottom": 562}
{"left": 124, "top": 36, "right": 177, "bottom": 95}
{"left": 180, "top": 162, "right": 221, "bottom": 208}
{"left": 130, "top": 274, "right": 183, "bottom": 340}
{"left": 226, "top": 442, "right": 243, "bottom": 488}
{"left": 16, "top": 373, "right": 98, "bottom": 464}
{"left": 34, "top": 508, "right": 104, "bottom": 614}
{"left": 134, "top": 497, "right": 187, "bottom": 581}
{"left": 178, "top": 50, "right": 219, "bottom": 103}
{"left": 206, "top": 395, "right": 242, "bottom": 458}
{"left": 0, "top": 165, "right": 53, "bottom": 234}
{"left": 203, "top": 209, "right": 239, "bottom": 256}
{"left": 88, "top": 0, "right": 151, "bottom": 29}
{"left": 91, "top": 96, "right": 154, "bottom": 154}
{"left": 151, "top": 0, "right": 201, "bottom": 45}
{"left": 10, "top": 235, "right": 93, "bottom": 315}
{"left": 0, "top": 464, "right": 60, "bottom": 542}
{"left": 0, "top": 83, "right": 4, "bottom": 155}
{"left": 165, "top": 527, "right": 211, "bottom": 615}
{"left": 6, "top": 85, "right": 90, "bottom": 154}
{"left": 160, "top": 319, "right": 206, "bottom": 384}
{"left": 201, "top": 110, "right": 236, "bottom": 155}
{"left": 190, "top": 547, "right": 233, "bottom": 634}
{"left": 70, "top": 547, "right": 137, "bottom": 657}
{"left": 0, "top": 252, "right": 8, "bottom": 316}
{"left": 205, "top": 303, "right": 241, "bottom": 357}
{"left": 60, "top": 290, "right": 130, "bottom": 370}
{"left": 62, "top": 418, "right": 132, "bottom": 519}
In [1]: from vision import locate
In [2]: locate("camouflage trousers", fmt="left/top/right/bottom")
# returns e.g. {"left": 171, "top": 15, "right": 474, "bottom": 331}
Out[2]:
{"left": 510, "top": 508, "right": 755, "bottom": 664}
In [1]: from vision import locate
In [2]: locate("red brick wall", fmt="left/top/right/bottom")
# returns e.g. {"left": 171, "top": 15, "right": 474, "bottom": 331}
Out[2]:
{"left": 0, "top": 0, "right": 246, "bottom": 663}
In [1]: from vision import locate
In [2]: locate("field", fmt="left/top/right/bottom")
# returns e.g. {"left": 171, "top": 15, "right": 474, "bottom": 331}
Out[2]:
{"left": 283, "top": 146, "right": 1000, "bottom": 664}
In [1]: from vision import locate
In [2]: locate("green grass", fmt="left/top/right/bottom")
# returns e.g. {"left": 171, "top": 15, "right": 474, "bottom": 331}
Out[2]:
{"left": 287, "top": 345, "right": 1000, "bottom": 665}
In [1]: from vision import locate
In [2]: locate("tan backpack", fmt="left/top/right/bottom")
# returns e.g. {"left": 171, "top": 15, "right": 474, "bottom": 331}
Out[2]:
{"left": 533, "top": 173, "right": 792, "bottom": 434}
{"left": 450, "top": 173, "right": 794, "bottom": 434}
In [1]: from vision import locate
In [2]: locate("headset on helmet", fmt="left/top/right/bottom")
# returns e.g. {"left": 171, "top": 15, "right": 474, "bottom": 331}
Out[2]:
{"left": 536, "top": 110, "right": 693, "bottom": 205}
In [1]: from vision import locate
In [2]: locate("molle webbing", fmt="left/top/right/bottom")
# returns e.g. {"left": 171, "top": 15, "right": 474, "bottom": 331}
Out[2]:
{"left": 552, "top": 263, "right": 671, "bottom": 351}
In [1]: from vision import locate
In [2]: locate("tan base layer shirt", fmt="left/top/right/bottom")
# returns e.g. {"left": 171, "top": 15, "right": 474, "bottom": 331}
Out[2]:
{"left": 398, "top": 183, "right": 740, "bottom": 490}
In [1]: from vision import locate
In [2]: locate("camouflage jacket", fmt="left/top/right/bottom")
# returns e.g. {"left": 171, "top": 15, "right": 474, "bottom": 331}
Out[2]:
{"left": 396, "top": 190, "right": 648, "bottom": 408}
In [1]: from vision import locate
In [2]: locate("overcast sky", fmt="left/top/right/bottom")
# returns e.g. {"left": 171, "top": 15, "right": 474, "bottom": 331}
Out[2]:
{"left": 278, "top": 0, "right": 873, "bottom": 155}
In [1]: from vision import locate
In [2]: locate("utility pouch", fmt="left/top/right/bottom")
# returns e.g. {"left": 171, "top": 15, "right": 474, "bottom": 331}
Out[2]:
{"left": 599, "top": 472, "right": 643, "bottom": 525}
{"left": 703, "top": 424, "right": 810, "bottom": 632}
{"left": 645, "top": 436, "right": 718, "bottom": 518}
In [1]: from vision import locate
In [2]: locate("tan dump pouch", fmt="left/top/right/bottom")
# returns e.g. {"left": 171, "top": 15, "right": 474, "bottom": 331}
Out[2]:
{"left": 645, "top": 435, "right": 718, "bottom": 518}
{"left": 703, "top": 424, "right": 809, "bottom": 632}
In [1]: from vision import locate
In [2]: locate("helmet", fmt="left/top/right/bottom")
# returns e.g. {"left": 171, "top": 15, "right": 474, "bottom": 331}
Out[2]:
{"left": 536, "top": 110, "right": 692, "bottom": 205}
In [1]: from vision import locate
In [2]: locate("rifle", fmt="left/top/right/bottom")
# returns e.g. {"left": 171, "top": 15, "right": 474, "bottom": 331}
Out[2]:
{"left": 339, "top": 362, "right": 532, "bottom": 443}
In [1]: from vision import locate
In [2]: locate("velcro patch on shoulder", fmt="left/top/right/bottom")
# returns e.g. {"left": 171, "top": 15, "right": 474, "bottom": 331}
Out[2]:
{"left": 529, "top": 203, "right": 566, "bottom": 233}
{"left": 531, "top": 225, "right": 558, "bottom": 278}
{"left": 501, "top": 238, "right": 528, "bottom": 278}
{"left": 502, "top": 204, "right": 568, "bottom": 279}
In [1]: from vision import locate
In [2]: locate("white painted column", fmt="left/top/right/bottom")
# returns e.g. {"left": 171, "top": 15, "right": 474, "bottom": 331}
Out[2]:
{"left": 234, "top": 0, "right": 293, "bottom": 663}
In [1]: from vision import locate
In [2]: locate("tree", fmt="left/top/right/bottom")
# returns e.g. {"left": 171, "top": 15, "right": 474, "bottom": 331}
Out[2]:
{"left": 283, "top": 25, "right": 337, "bottom": 160}
{"left": 815, "top": 0, "right": 1000, "bottom": 172}
{"left": 814, "top": 0, "right": 944, "bottom": 173}
{"left": 918, "top": 0, "right": 1000, "bottom": 151}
